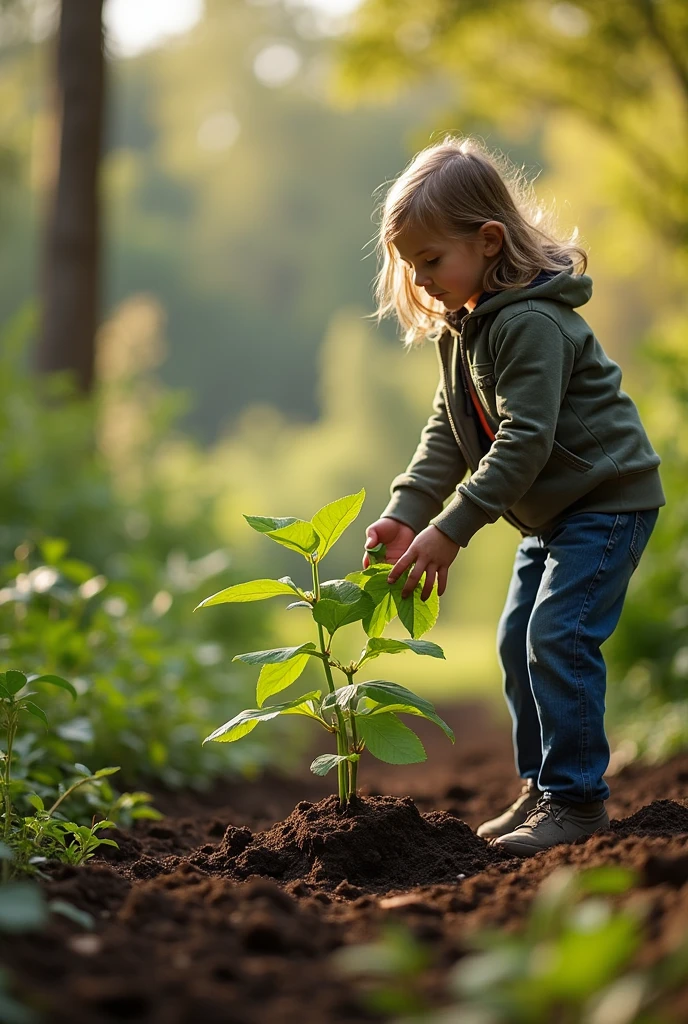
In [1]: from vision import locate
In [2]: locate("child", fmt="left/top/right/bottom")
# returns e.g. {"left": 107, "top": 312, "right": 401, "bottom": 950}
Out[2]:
{"left": 362, "top": 135, "right": 665, "bottom": 857}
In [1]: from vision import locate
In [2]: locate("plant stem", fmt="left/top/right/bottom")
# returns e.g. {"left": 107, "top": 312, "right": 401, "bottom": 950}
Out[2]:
{"left": 2, "top": 710, "right": 16, "bottom": 882}
{"left": 349, "top": 715, "right": 359, "bottom": 800}
{"left": 31, "top": 776, "right": 97, "bottom": 854}
{"left": 46, "top": 775, "right": 92, "bottom": 817}
{"left": 311, "top": 556, "right": 349, "bottom": 805}
{"left": 344, "top": 670, "right": 359, "bottom": 801}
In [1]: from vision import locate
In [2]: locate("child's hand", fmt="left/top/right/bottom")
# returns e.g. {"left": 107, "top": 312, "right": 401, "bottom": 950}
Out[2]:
{"left": 387, "top": 525, "right": 460, "bottom": 601}
{"left": 363, "top": 518, "right": 416, "bottom": 570}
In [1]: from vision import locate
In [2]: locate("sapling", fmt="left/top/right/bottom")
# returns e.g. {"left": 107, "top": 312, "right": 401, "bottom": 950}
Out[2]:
{"left": 195, "top": 488, "right": 454, "bottom": 807}
{"left": 0, "top": 671, "right": 121, "bottom": 875}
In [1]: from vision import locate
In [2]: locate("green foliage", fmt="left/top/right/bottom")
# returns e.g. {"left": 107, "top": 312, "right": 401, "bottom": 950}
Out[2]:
{"left": 197, "top": 488, "right": 453, "bottom": 804}
{"left": 0, "top": 672, "right": 151, "bottom": 878}
{"left": 605, "top": 333, "right": 688, "bottom": 761}
{"left": 332, "top": 0, "right": 688, "bottom": 250}
{"left": 335, "top": 865, "right": 688, "bottom": 1023}
{"left": 0, "top": 318, "right": 276, "bottom": 788}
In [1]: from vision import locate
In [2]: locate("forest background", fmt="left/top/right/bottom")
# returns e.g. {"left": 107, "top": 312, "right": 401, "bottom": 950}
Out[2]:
{"left": 0, "top": 0, "right": 686, "bottom": 791}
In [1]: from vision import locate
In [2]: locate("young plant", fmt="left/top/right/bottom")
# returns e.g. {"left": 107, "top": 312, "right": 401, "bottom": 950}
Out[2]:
{"left": 195, "top": 488, "right": 454, "bottom": 807}
{"left": 0, "top": 673, "right": 128, "bottom": 876}
{"left": 0, "top": 670, "right": 77, "bottom": 880}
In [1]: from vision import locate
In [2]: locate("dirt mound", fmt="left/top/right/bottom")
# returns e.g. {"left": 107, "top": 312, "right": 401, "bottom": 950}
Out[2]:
{"left": 611, "top": 799, "right": 688, "bottom": 837}
{"left": 191, "top": 794, "right": 513, "bottom": 892}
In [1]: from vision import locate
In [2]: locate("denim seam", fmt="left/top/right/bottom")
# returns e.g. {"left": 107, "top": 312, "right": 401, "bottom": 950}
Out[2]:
{"left": 629, "top": 511, "right": 642, "bottom": 568}
{"left": 572, "top": 513, "right": 624, "bottom": 802}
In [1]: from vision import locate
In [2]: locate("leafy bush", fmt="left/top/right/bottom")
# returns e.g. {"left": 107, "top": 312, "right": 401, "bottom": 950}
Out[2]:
{"left": 0, "top": 310, "right": 289, "bottom": 790}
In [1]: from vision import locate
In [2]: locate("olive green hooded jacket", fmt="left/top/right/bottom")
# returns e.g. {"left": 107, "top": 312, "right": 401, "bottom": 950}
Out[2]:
{"left": 379, "top": 266, "right": 665, "bottom": 548}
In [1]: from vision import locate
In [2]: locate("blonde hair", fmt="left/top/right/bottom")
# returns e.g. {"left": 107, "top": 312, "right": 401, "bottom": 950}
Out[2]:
{"left": 368, "top": 134, "right": 588, "bottom": 348}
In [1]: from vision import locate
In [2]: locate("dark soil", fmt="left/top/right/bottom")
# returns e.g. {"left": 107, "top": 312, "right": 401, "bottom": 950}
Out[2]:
{"left": 2, "top": 698, "right": 688, "bottom": 1023}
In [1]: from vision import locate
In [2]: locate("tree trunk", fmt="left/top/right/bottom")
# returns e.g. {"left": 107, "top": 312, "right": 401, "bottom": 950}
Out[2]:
{"left": 37, "top": 0, "right": 105, "bottom": 394}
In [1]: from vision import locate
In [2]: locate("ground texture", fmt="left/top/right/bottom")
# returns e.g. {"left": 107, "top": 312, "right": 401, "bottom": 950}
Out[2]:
{"left": 3, "top": 700, "right": 688, "bottom": 1023}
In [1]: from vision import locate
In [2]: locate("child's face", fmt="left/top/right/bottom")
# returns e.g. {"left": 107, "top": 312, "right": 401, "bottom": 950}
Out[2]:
{"left": 393, "top": 221, "right": 504, "bottom": 312}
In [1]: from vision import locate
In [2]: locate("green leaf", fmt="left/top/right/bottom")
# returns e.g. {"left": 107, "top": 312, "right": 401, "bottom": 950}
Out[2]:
{"left": 395, "top": 581, "right": 439, "bottom": 638}
{"left": 194, "top": 578, "right": 298, "bottom": 610}
{"left": 367, "top": 702, "right": 455, "bottom": 743}
{"left": 335, "top": 680, "right": 454, "bottom": 742}
{"left": 357, "top": 568, "right": 439, "bottom": 638}
{"left": 232, "top": 642, "right": 319, "bottom": 666}
{"left": 312, "top": 580, "right": 374, "bottom": 634}
{"left": 94, "top": 767, "right": 120, "bottom": 778}
{"left": 29, "top": 674, "right": 78, "bottom": 700}
{"left": 256, "top": 654, "right": 311, "bottom": 707}
{"left": 277, "top": 576, "right": 304, "bottom": 595}
{"left": 539, "top": 915, "right": 640, "bottom": 998}
{"left": 22, "top": 702, "right": 48, "bottom": 727}
{"left": 203, "top": 690, "right": 321, "bottom": 744}
{"left": 57, "top": 559, "right": 96, "bottom": 585}
{"left": 357, "top": 713, "right": 426, "bottom": 764}
{"left": 321, "top": 685, "right": 357, "bottom": 714}
{"left": 344, "top": 565, "right": 389, "bottom": 585}
{"left": 357, "top": 569, "right": 398, "bottom": 636}
{"left": 243, "top": 516, "right": 321, "bottom": 558}
{"left": 73, "top": 763, "right": 92, "bottom": 776}
{"left": 365, "top": 541, "right": 388, "bottom": 565}
{"left": 27, "top": 795, "right": 44, "bottom": 813}
{"left": 38, "top": 537, "right": 69, "bottom": 564}
{"left": 357, "top": 637, "right": 445, "bottom": 667}
{"left": 311, "top": 488, "right": 365, "bottom": 560}
{"left": 351, "top": 680, "right": 435, "bottom": 714}
{"left": 48, "top": 899, "right": 95, "bottom": 931}
{"left": 280, "top": 699, "right": 327, "bottom": 725}
{"left": 577, "top": 866, "right": 639, "bottom": 895}
{"left": 0, "top": 883, "right": 48, "bottom": 932}
{"left": 395, "top": 585, "right": 438, "bottom": 638}
{"left": 4, "top": 671, "right": 27, "bottom": 695}
{"left": 309, "top": 753, "right": 357, "bottom": 776}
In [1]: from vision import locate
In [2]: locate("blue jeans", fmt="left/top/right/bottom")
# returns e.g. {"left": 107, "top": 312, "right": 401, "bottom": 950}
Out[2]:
{"left": 496, "top": 508, "right": 660, "bottom": 804}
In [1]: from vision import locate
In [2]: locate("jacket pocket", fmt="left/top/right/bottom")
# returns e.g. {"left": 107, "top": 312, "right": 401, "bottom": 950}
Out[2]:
{"left": 551, "top": 439, "right": 593, "bottom": 473}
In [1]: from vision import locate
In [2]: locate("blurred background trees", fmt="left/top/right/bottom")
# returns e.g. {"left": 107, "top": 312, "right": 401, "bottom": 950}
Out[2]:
{"left": 0, "top": 0, "right": 685, "bottom": 786}
{"left": 38, "top": 0, "right": 105, "bottom": 392}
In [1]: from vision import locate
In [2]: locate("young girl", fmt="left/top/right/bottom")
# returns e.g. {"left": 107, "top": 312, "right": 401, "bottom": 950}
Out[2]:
{"left": 362, "top": 135, "right": 665, "bottom": 858}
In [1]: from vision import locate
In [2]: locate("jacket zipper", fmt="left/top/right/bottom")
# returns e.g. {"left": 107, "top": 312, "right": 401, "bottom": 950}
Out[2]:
{"left": 442, "top": 313, "right": 533, "bottom": 536}
{"left": 440, "top": 324, "right": 470, "bottom": 464}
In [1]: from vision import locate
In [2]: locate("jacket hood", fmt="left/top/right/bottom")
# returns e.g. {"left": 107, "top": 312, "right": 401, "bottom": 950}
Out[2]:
{"left": 447, "top": 266, "right": 593, "bottom": 324}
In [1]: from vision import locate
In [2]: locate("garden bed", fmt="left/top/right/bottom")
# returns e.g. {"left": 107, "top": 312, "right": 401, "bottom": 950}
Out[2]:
{"left": 3, "top": 698, "right": 688, "bottom": 1023}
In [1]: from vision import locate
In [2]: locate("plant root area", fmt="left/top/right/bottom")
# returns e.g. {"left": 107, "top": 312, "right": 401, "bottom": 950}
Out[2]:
{"left": 4, "top": 699, "right": 688, "bottom": 1022}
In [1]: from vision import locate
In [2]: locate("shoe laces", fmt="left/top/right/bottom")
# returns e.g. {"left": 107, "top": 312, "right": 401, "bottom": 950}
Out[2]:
{"left": 522, "top": 795, "right": 567, "bottom": 829}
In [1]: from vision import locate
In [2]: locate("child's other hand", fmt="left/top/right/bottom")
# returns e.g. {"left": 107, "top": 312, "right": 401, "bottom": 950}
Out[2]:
{"left": 387, "top": 525, "right": 460, "bottom": 600}
{"left": 363, "top": 518, "right": 416, "bottom": 570}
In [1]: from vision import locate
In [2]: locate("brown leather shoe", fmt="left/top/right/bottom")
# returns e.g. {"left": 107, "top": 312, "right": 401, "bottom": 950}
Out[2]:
{"left": 476, "top": 778, "right": 540, "bottom": 839}
{"left": 490, "top": 795, "right": 610, "bottom": 857}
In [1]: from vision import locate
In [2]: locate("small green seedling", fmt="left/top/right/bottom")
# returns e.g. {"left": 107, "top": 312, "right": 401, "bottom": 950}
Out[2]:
{"left": 0, "top": 672, "right": 123, "bottom": 875}
{"left": 0, "top": 670, "right": 77, "bottom": 880}
{"left": 195, "top": 488, "right": 454, "bottom": 807}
